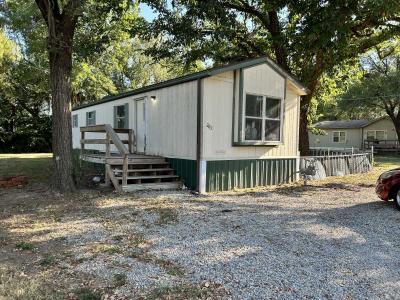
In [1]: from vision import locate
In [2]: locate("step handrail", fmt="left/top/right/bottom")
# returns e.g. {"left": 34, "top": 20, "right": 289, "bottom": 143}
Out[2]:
{"left": 80, "top": 124, "right": 132, "bottom": 189}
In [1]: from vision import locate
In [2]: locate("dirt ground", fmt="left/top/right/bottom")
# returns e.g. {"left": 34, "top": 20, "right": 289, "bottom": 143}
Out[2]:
{"left": 0, "top": 154, "right": 399, "bottom": 299}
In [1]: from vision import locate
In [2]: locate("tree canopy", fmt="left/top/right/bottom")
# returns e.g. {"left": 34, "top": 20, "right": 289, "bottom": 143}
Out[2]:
{"left": 338, "top": 42, "right": 400, "bottom": 143}
{"left": 141, "top": 0, "right": 400, "bottom": 154}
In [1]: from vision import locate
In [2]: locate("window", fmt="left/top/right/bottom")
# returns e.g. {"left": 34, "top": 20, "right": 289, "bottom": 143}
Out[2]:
{"left": 333, "top": 131, "right": 346, "bottom": 143}
{"left": 114, "top": 103, "right": 129, "bottom": 129}
{"left": 72, "top": 115, "right": 78, "bottom": 128}
{"left": 244, "top": 94, "right": 282, "bottom": 142}
{"left": 367, "top": 130, "right": 386, "bottom": 140}
{"left": 86, "top": 111, "right": 96, "bottom": 126}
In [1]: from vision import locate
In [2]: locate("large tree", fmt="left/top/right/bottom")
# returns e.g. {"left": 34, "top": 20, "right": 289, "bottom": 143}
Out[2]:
{"left": 338, "top": 43, "right": 400, "bottom": 144}
{"left": 141, "top": 0, "right": 400, "bottom": 154}
{"left": 30, "top": 0, "right": 142, "bottom": 192}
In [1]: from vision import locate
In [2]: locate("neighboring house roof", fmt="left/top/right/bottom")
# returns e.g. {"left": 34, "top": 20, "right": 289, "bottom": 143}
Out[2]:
{"left": 72, "top": 56, "right": 309, "bottom": 111}
{"left": 313, "top": 117, "right": 389, "bottom": 129}
{"left": 313, "top": 120, "right": 371, "bottom": 129}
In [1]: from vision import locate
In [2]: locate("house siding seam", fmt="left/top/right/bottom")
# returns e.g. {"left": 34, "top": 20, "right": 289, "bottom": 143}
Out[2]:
{"left": 205, "top": 158, "right": 296, "bottom": 192}
{"left": 166, "top": 158, "right": 197, "bottom": 190}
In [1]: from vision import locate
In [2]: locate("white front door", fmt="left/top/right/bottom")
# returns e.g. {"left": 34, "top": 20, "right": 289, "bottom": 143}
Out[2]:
{"left": 135, "top": 98, "right": 146, "bottom": 153}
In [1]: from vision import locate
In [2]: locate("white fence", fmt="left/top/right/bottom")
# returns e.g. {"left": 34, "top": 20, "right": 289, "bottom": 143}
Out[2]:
{"left": 300, "top": 148, "right": 374, "bottom": 180}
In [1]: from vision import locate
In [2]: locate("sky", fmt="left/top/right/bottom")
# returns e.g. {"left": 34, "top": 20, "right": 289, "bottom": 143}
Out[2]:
{"left": 139, "top": 3, "right": 158, "bottom": 21}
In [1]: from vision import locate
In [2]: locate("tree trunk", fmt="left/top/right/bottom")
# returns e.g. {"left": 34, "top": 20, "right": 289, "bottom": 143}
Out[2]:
{"left": 49, "top": 34, "right": 75, "bottom": 193}
{"left": 299, "top": 94, "right": 312, "bottom": 156}
{"left": 390, "top": 116, "right": 400, "bottom": 146}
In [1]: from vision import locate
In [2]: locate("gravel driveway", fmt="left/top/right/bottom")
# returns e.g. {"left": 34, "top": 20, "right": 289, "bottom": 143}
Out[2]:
{"left": 1, "top": 182, "right": 400, "bottom": 299}
{"left": 137, "top": 186, "right": 400, "bottom": 299}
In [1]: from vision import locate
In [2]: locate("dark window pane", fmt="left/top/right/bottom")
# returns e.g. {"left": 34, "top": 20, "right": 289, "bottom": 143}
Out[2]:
{"left": 116, "top": 105, "right": 125, "bottom": 117}
{"left": 117, "top": 118, "right": 125, "bottom": 128}
{"left": 245, "top": 118, "right": 262, "bottom": 140}
{"left": 245, "top": 94, "right": 263, "bottom": 117}
{"left": 265, "top": 120, "right": 280, "bottom": 141}
{"left": 265, "top": 98, "right": 280, "bottom": 119}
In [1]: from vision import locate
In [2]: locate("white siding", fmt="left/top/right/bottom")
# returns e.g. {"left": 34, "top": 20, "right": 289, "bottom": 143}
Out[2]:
{"left": 309, "top": 128, "right": 362, "bottom": 149}
{"left": 72, "top": 81, "right": 197, "bottom": 160}
{"left": 201, "top": 67, "right": 300, "bottom": 160}
{"left": 363, "top": 117, "right": 397, "bottom": 141}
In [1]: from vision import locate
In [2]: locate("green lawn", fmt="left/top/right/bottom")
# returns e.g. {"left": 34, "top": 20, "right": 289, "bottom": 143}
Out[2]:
{"left": 0, "top": 153, "right": 52, "bottom": 183}
{"left": 374, "top": 154, "right": 400, "bottom": 169}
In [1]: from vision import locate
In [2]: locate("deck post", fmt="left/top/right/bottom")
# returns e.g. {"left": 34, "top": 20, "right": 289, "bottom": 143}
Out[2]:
{"left": 80, "top": 131, "right": 85, "bottom": 156}
{"left": 105, "top": 132, "right": 111, "bottom": 186}
{"left": 128, "top": 129, "right": 133, "bottom": 154}
{"left": 122, "top": 154, "right": 128, "bottom": 187}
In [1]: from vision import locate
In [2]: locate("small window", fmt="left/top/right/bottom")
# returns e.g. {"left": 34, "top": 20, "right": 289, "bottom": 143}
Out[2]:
{"left": 244, "top": 94, "right": 282, "bottom": 142}
{"left": 114, "top": 103, "right": 129, "bottom": 129}
{"left": 86, "top": 111, "right": 96, "bottom": 126}
{"left": 333, "top": 131, "right": 346, "bottom": 143}
{"left": 72, "top": 115, "right": 78, "bottom": 128}
{"left": 366, "top": 130, "right": 386, "bottom": 140}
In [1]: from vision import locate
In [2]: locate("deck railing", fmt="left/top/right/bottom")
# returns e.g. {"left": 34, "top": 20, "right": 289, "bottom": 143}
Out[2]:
{"left": 364, "top": 139, "right": 399, "bottom": 152}
{"left": 80, "top": 124, "right": 135, "bottom": 190}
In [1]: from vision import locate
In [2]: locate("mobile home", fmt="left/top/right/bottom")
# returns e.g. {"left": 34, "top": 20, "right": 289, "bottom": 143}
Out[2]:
{"left": 72, "top": 57, "right": 308, "bottom": 192}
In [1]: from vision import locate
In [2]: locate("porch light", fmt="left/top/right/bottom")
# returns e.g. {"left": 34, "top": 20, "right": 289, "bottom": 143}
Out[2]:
{"left": 150, "top": 95, "right": 157, "bottom": 102}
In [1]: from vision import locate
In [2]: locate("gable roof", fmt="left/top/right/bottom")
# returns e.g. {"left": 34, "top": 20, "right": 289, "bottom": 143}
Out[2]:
{"left": 313, "top": 117, "right": 389, "bottom": 129}
{"left": 72, "top": 56, "right": 308, "bottom": 111}
{"left": 313, "top": 120, "right": 371, "bottom": 129}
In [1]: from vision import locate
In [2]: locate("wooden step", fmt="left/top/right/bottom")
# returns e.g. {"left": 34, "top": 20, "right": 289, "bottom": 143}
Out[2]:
{"left": 121, "top": 181, "right": 182, "bottom": 192}
{"left": 124, "top": 168, "right": 174, "bottom": 172}
{"left": 115, "top": 175, "right": 179, "bottom": 180}
{"left": 106, "top": 159, "right": 167, "bottom": 165}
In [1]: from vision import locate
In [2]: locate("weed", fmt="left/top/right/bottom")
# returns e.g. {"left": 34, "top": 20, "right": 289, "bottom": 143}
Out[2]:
{"left": 112, "top": 273, "right": 127, "bottom": 287}
{"left": 156, "top": 207, "right": 178, "bottom": 225}
{"left": 75, "top": 288, "right": 101, "bottom": 300}
{"left": 40, "top": 255, "right": 55, "bottom": 266}
{"left": 16, "top": 242, "right": 34, "bottom": 251}
{"left": 145, "top": 282, "right": 225, "bottom": 300}
{"left": 129, "top": 251, "right": 185, "bottom": 277}
{"left": 92, "top": 244, "right": 120, "bottom": 255}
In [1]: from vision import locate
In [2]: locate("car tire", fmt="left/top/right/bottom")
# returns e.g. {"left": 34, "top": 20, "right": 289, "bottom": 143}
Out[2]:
{"left": 394, "top": 187, "right": 400, "bottom": 211}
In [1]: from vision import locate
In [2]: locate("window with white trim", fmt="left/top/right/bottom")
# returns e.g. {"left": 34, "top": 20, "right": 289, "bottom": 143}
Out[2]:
{"left": 366, "top": 130, "right": 386, "bottom": 140}
{"left": 86, "top": 111, "right": 96, "bottom": 126}
{"left": 244, "top": 94, "right": 282, "bottom": 142}
{"left": 72, "top": 114, "right": 78, "bottom": 128}
{"left": 114, "top": 104, "right": 129, "bottom": 129}
{"left": 332, "top": 131, "right": 346, "bottom": 143}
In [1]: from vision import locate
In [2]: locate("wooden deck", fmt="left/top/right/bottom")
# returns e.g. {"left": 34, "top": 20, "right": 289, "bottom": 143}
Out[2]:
{"left": 81, "top": 153, "right": 167, "bottom": 165}
{"left": 79, "top": 125, "right": 182, "bottom": 192}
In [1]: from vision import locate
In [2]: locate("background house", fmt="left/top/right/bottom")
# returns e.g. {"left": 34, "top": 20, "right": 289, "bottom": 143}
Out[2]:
{"left": 309, "top": 117, "right": 399, "bottom": 151}
{"left": 72, "top": 57, "right": 308, "bottom": 192}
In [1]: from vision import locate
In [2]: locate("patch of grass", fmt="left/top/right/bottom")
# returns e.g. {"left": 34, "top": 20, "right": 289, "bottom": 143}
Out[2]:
{"left": 130, "top": 233, "right": 147, "bottom": 247}
{"left": 375, "top": 154, "right": 400, "bottom": 168}
{"left": 0, "top": 267, "right": 63, "bottom": 300}
{"left": 92, "top": 244, "right": 121, "bottom": 255}
{"left": 0, "top": 153, "right": 52, "bottom": 184}
{"left": 144, "top": 282, "right": 226, "bottom": 300}
{"left": 16, "top": 242, "right": 34, "bottom": 251}
{"left": 39, "top": 255, "right": 55, "bottom": 267}
{"left": 156, "top": 207, "right": 178, "bottom": 225}
{"left": 112, "top": 273, "right": 127, "bottom": 287}
{"left": 75, "top": 288, "right": 101, "bottom": 300}
{"left": 129, "top": 250, "right": 185, "bottom": 277}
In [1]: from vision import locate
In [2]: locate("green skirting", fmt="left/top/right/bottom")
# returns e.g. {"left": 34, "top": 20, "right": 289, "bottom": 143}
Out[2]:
{"left": 166, "top": 158, "right": 197, "bottom": 190}
{"left": 206, "top": 158, "right": 297, "bottom": 192}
